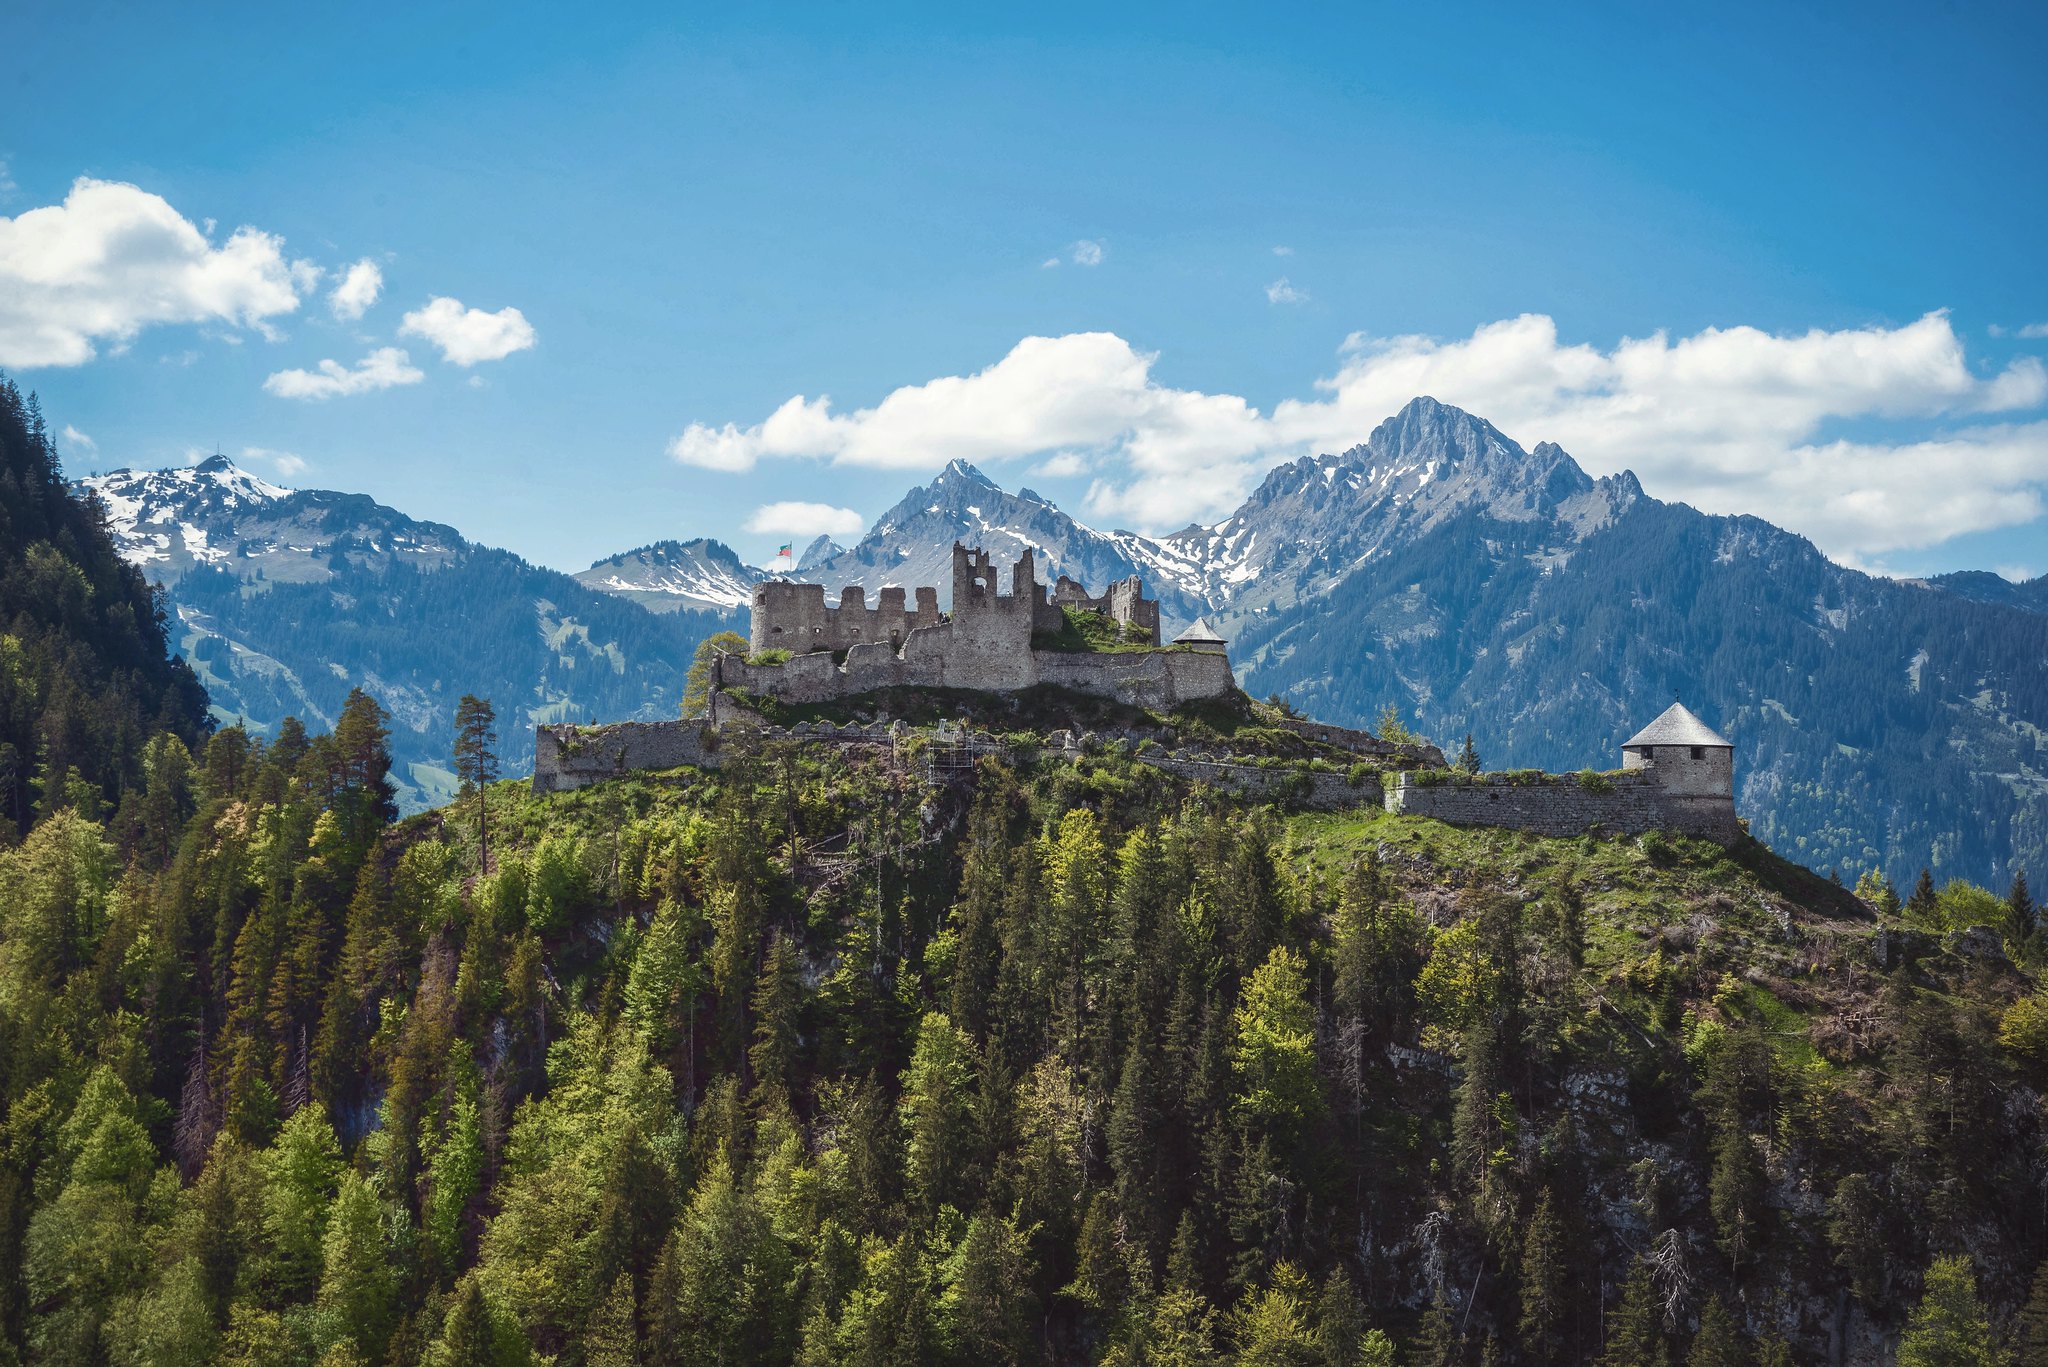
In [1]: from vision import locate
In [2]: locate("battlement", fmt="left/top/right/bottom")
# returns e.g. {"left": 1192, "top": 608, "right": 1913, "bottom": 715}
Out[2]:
{"left": 749, "top": 580, "right": 943, "bottom": 656}
{"left": 729, "top": 543, "right": 1227, "bottom": 709}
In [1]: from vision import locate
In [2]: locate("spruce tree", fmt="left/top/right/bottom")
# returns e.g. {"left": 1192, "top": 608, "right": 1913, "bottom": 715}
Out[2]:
{"left": 2016, "top": 1258, "right": 2048, "bottom": 1366}
{"left": 1686, "top": 1297, "right": 1743, "bottom": 1367}
{"left": 1600, "top": 1261, "right": 1667, "bottom": 1367}
{"left": 451, "top": 695, "right": 498, "bottom": 869}
{"left": 1519, "top": 1190, "right": 1569, "bottom": 1365}
{"left": 1897, "top": 1254, "right": 2005, "bottom": 1367}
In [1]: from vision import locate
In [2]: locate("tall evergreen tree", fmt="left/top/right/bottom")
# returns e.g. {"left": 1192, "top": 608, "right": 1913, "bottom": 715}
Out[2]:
{"left": 451, "top": 695, "right": 499, "bottom": 869}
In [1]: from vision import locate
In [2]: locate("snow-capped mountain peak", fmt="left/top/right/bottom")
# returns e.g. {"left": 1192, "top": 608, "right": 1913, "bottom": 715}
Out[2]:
{"left": 572, "top": 538, "right": 759, "bottom": 614}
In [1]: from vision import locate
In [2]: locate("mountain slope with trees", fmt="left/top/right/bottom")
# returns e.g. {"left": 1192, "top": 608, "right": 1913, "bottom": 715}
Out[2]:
{"left": 0, "top": 375, "right": 209, "bottom": 836}
{"left": 2, "top": 701, "right": 2044, "bottom": 1365}
{"left": 75, "top": 456, "right": 740, "bottom": 811}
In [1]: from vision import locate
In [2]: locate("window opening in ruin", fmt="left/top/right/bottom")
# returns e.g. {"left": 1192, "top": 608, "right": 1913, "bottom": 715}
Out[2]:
{"left": 1691, "top": 746, "right": 1704, "bottom": 759}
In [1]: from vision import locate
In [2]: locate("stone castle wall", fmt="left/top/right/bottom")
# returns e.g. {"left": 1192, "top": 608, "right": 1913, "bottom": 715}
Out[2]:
{"left": 1052, "top": 573, "right": 1161, "bottom": 644}
{"left": 531, "top": 720, "right": 723, "bottom": 794}
{"left": 712, "top": 635, "right": 1235, "bottom": 709}
{"left": 727, "top": 542, "right": 1231, "bottom": 710}
{"left": 1383, "top": 770, "right": 1742, "bottom": 844}
{"left": 749, "top": 581, "right": 943, "bottom": 656}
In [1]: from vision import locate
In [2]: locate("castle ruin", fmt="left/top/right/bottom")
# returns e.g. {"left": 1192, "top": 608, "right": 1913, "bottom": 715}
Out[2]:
{"left": 717, "top": 543, "right": 1232, "bottom": 710}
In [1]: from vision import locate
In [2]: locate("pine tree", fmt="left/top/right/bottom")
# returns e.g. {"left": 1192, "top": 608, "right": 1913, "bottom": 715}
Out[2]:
{"left": 1909, "top": 867, "right": 1939, "bottom": 923}
{"left": 451, "top": 695, "right": 498, "bottom": 870}
{"left": 2009, "top": 870, "right": 2038, "bottom": 959}
{"left": 2016, "top": 1258, "right": 2048, "bottom": 1366}
{"left": 748, "top": 930, "right": 802, "bottom": 1107}
{"left": 1708, "top": 1122, "right": 1767, "bottom": 1276}
{"left": 1897, "top": 1254, "right": 2006, "bottom": 1367}
{"left": 1457, "top": 734, "right": 1482, "bottom": 774}
{"left": 586, "top": 1273, "right": 640, "bottom": 1367}
{"left": 1687, "top": 1297, "right": 1743, "bottom": 1367}
{"left": 1519, "top": 1190, "right": 1569, "bottom": 1365}
{"left": 1600, "top": 1261, "right": 1667, "bottom": 1367}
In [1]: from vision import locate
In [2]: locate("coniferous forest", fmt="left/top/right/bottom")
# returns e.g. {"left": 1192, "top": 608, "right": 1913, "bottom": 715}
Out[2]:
{"left": 7, "top": 385, "right": 2048, "bottom": 1366}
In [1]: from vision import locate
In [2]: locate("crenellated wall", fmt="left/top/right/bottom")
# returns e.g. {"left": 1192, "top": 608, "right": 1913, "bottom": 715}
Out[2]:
{"left": 1383, "top": 770, "right": 1742, "bottom": 844}
{"left": 726, "top": 542, "right": 1232, "bottom": 709}
{"left": 749, "top": 581, "right": 944, "bottom": 655}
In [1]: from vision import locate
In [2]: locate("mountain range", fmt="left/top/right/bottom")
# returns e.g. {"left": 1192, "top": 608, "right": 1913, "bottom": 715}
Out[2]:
{"left": 79, "top": 456, "right": 740, "bottom": 809}
{"left": 79, "top": 400, "right": 2048, "bottom": 883}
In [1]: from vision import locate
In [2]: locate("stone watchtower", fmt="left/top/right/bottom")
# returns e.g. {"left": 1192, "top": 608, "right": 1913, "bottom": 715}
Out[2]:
{"left": 1621, "top": 700, "right": 1734, "bottom": 796}
{"left": 1622, "top": 700, "right": 1737, "bottom": 840}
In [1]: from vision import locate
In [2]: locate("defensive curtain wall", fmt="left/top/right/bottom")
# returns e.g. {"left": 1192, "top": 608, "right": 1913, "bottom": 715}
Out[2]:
{"left": 530, "top": 708, "right": 1737, "bottom": 846}
{"left": 531, "top": 713, "right": 1440, "bottom": 799}
{"left": 728, "top": 544, "right": 1229, "bottom": 710}
{"left": 1382, "top": 701, "right": 1743, "bottom": 845}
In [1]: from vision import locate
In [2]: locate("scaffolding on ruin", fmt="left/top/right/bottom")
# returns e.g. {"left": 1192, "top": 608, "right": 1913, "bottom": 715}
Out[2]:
{"left": 919, "top": 719, "right": 1007, "bottom": 784}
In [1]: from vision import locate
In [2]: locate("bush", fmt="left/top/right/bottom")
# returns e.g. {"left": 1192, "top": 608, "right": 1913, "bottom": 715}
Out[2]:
{"left": 1575, "top": 768, "right": 1615, "bottom": 794}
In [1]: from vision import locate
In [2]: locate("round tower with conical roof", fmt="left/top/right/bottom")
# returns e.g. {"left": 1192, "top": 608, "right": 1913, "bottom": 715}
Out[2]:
{"left": 1621, "top": 700, "right": 1734, "bottom": 800}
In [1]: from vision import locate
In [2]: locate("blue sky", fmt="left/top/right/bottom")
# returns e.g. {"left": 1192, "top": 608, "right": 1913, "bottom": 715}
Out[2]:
{"left": 5, "top": 2, "right": 2046, "bottom": 577}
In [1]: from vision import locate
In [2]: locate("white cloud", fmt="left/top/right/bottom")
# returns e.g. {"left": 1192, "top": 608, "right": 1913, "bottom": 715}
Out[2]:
{"left": 398, "top": 295, "right": 536, "bottom": 366}
{"left": 667, "top": 312, "right": 2048, "bottom": 557}
{"left": 240, "top": 445, "right": 308, "bottom": 477}
{"left": 61, "top": 424, "right": 95, "bottom": 454}
{"left": 1266, "top": 277, "right": 1308, "bottom": 305}
{"left": 1032, "top": 451, "right": 1090, "bottom": 478}
{"left": 329, "top": 259, "right": 382, "bottom": 321}
{"left": 1997, "top": 564, "right": 2038, "bottom": 583}
{"left": 2018, "top": 323, "right": 2048, "bottom": 341}
{"left": 1272, "top": 245, "right": 1293, "bottom": 257}
{"left": 1041, "top": 256, "right": 1062, "bottom": 269}
{"left": 0, "top": 161, "right": 15, "bottom": 198}
{"left": 263, "top": 346, "right": 424, "bottom": 400}
{"left": 0, "top": 177, "right": 319, "bottom": 367}
{"left": 1071, "top": 240, "right": 1105, "bottom": 267}
{"left": 744, "top": 501, "right": 866, "bottom": 540}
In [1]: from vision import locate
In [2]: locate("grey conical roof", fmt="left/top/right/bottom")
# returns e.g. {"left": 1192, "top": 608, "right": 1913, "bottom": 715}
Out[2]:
{"left": 1624, "top": 701, "right": 1731, "bottom": 749}
{"left": 1174, "top": 616, "right": 1227, "bottom": 644}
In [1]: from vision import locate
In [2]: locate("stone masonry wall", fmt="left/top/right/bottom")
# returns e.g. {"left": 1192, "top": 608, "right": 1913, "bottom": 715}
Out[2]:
{"left": 714, "top": 634, "right": 1236, "bottom": 709}
{"left": 531, "top": 720, "right": 723, "bottom": 793}
{"left": 1384, "top": 770, "right": 1741, "bottom": 844}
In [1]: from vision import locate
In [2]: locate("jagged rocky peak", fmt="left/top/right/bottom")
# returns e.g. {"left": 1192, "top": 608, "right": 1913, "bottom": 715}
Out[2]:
{"left": 933, "top": 457, "right": 1000, "bottom": 490}
{"left": 796, "top": 535, "right": 846, "bottom": 572}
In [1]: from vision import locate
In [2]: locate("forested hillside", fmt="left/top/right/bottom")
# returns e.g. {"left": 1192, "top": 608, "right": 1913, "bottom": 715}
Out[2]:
{"left": 5, "top": 691, "right": 2048, "bottom": 1364}
{"left": 0, "top": 377, "right": 209, "bottom": 837}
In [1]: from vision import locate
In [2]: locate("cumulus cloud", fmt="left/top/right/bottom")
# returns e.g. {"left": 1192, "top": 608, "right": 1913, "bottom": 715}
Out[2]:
{"left": 744, "top": 501, "right": 867, "bottom": 540}
{"left": 329, "top": 259, "right": 382, "bottom": 321}
{"left": 61, "top": 424, "right": 95, "bottom": 454}
{"left": 1071, "top": 240, "right": 1105, "bottom": 267}
{"left": 263, "top": 346, "right": 424, "bottom": 400}
{"left": 398, "top": 295, "right": 536, "bottom": 365}
{"left": 2018, "top": 323, "right": 2048, "bottom": 341}
{"left": 240, "top": 446, "right": 308, "bottom": 477}
{"left": 1266, "top": 278, "right": 1308, "bottom": 305}
{"left": 667, "top": 312, "right": 2048, "bottom": 558}
{"left": 0, "top": 177, "right": 318, "bottom": 367}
